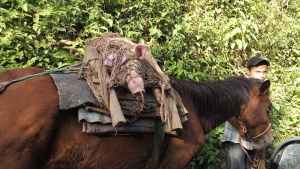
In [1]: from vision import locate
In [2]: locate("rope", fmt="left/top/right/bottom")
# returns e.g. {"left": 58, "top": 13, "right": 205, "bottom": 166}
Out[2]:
{"left": 70, "top": 48, "right": 84, "bottom": 61}
{"left": 249, "top": 124, "right": 271, "bottom": 139}
{"left": 238, "top": 137, "right": 265, "bottom": 169}
{"left": 139, "top": 90, "right": 145, "bottom": 112}
{"left": 0, "top": 58, "right": 98, "bottom": 93}
{"left": 239, "top": 136, "right": 254, "bottom": 163}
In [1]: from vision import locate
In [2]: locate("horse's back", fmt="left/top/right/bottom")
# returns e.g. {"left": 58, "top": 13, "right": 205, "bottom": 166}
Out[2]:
{"left": 0, "top": 67, "right": 43, "bottom": 82}
{"left": 0, "top": 67, "right": 59, "bottom": 169}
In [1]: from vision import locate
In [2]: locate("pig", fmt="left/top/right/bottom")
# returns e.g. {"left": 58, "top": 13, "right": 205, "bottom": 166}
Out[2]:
{"left": 104, "top": 42, "right": 149, "bottom": 96}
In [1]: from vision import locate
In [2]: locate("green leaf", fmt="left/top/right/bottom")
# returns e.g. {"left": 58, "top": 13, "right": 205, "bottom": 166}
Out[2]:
{"left": 161, "top": 12, "right": 167, "bottom": 17}
{"left": 230, "top": 28, "right": 241, "bottom": 37}
{"left": 172, "top": 29, "right": 178, "bottom": 36}
{"left": 235, "top": 39, "right": 243, "bottom": 50}
{"left": 149, "top": 27, "right": 158, "bottom": 35}
{"left": 241, "top": 24, "right": 246, "bottom": 33}
{"left": 102, "top": 17, "right": 113, "bottom": 27}
{"left": 53, "top": 50, "right": 70, "bottom": 59}
{"left": 175, "top": 24, "right": 182, "bottom": 30}
{"left": 252, "top": 23, "right": 259, "bottom": 33}
{"left": 292, "top": 49, "right": 299, "bottom": 55}
{"left": 100, "top": 26, "right": 108, "bottom": 31}
{"left": 21, "top": 3, "right": 28, "bottom": 12}
{"left": 230, "top": 42, "right": 236, "bottom": 49}
{"left": 39, "top": 8, "right": 52, "bottom": 16}
{"left": 273, "top": 103, "right": 281, "bottom": 111}
{"left": 228, "top": 18, "right": 237, "bottom": 25}
{"left": 239, "top": 10, "right": 246, "bottom": 19}
{"left": 249, "top": 32, "right": 257, "bottom": 41}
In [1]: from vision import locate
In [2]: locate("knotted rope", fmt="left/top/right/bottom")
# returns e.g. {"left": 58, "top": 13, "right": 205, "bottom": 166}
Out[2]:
{"left": 238, "top": 138, "right": 266, "bottom": 169}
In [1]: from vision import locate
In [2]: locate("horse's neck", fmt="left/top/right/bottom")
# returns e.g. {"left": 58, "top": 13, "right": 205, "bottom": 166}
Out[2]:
{"left": 170, "top": 77, "right": 247, "bottom": 133}
{"left": 200, "top": 114, "right": 237, "bottom": 134}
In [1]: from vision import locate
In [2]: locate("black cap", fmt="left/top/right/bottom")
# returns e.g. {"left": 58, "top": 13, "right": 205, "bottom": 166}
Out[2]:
{"left": 247, "top": 55, "right": 270, "bottom": 68}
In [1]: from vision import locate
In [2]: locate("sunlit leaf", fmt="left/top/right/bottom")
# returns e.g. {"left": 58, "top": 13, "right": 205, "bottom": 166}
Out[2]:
{"left": 21, "top": 3, "right": 28, "bottom": 12}
{"left": 292, "top": 49, "right": 299, "bottom": 55}
{"left": 228, "top": 18, "right": 237, "bottom": 25}
{"left": 230, "top": 28, "right": 241, "bottom": 37}
{"left": 149, "top": 27, "right": 158, "bottom": 35}
{"left": 231, "top": 42, "right": 235, "bottom": 49}
{"left": 100, "top": 26, "right": 108, "bottom": 31}
{"left": 235, "top": 39, "right": 243, "bottom": 50}
{"left": 243, "top": 42, "right": 248, "bottom": 50}
{"left": 39, "top": 8, "right": 52, "bottom": 16}
{"left": 239, "top": 10, "right": 246, "bottom": 19}
{"left": 102, "top": 17, "right": 113, "bottom": 27}
{"left": 249, "top": 32, "right": 257, "bottom": 41}
{"left": 241, "top": 24, "right": 246, "bottom": 33}
{"left": 252, "top": 23, "right": 259, "bottom": 33}
{"left": 172, "top": 29, "right": 178, "bottom": 36}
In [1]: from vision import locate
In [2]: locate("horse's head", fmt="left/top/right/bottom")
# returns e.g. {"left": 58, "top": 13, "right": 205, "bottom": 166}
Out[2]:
{"left": 237, "top": 80, "right": 274, "bottom": 149}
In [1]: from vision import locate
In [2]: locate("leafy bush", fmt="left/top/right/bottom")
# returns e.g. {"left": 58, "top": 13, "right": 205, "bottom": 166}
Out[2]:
{"left": 0, "top": 0, "right": 299, "bottom": 168}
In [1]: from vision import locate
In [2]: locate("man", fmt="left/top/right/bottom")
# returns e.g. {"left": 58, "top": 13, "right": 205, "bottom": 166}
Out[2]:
{"left": 221, "top": 55, "right": 270, "bottom": 169}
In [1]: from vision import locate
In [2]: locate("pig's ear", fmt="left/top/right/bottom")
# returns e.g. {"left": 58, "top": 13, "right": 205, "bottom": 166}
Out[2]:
{"left": 104, "top": 53, "right": 117, "bottom": 67}
{"left": 134, "top": 44, "right": 149, "bottom": 59}
{"left": 120, "top": 54, "right": 127, "bottom": 65}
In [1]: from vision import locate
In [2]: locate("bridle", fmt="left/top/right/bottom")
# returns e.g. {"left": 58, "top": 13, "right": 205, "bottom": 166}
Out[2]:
{"left": 237, "top": 105, "right": 272, "bottom": 167}
{"left": 237, "top": 105, "right": 271, "bottom": 139}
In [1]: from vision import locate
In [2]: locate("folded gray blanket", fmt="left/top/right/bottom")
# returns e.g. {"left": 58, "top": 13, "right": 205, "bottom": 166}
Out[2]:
{"left": 50, "top": 73, "right": 100, "bottom": 110}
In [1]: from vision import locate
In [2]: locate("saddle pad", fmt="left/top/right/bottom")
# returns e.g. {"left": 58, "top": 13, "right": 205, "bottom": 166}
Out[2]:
{"left": 50, "top": 73, "right": 100, "bottom": 110}
{"left": 78, "top": 108, "right": 112, "bottom": 124}
{"left": 79, "top": 108, "right": 177, "bottom": 136}
{"left": 82, "top": 122, "right": 155, "bottom": 136}
{"left": 80, "top": 108, "right": 156, "bottom": 136}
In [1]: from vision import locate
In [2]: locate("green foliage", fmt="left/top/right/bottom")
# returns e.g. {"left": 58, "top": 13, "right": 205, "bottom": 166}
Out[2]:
{"left": 269, "top": 64, "right": 300, "bottom": 143}
{"left": 188, "top": 126, "right": 226, "bottom": 169}
{"left": 0, "top": 0, "right": 299, "bottom": 168}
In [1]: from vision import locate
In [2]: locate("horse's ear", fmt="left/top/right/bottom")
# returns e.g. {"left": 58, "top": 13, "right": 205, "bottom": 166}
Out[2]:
{"left": 260, "top": 80, "right": 270, "bottom": 95}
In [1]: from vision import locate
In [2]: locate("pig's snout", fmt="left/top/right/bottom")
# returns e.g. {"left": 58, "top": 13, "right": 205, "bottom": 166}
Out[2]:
{"left": 127, "top": 76, "right": 145, "bottom": 95}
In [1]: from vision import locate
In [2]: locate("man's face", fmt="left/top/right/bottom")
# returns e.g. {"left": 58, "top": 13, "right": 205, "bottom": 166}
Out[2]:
{"left": 246, "top": 65, "right": 268, "bottom": 81}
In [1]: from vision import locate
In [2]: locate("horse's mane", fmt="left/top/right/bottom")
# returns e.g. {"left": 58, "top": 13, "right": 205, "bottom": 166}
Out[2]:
{"left": 171, "top": 76, "right": 262, "bottom": 130}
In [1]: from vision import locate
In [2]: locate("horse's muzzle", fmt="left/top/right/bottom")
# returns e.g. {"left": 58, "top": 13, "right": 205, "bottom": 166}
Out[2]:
{"left": 253, "top": 129, "right": 274, "bottom": 149}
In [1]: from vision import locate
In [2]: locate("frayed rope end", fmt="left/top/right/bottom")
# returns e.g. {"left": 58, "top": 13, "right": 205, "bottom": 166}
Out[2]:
{"left": 0, "top": 82, "right": 9, "bottom": 93}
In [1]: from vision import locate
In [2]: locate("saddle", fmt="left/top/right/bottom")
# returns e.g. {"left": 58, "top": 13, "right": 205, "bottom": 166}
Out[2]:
{"left": 56, "top": 33, "right": 188, "bottom": 136}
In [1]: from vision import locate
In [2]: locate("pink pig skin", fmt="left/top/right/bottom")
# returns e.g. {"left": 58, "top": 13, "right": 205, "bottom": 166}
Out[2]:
{"left": 126, "top": 44, "right": 148, "bottom": 95}
{"left": 127, "top": 70, "right": 145, "bottom": 95}
{"left": 104, "top": 43, "right": 149, "bottom": 95}
{"left": 127, "top": 77, "right": 145, "bottom": 95}
{"left": 104, "top": 53, "right": 116, "bottom": 67}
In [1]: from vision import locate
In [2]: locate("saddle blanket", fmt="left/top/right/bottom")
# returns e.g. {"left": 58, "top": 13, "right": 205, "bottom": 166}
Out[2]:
{"left": 50, "top": 73, "right": 175, "bottom": 136}
{"left": 50, "top": 72, "right": 100, "bottom": 110}
{"left": 79, "top": 108, "right": 156, "bottom": 135}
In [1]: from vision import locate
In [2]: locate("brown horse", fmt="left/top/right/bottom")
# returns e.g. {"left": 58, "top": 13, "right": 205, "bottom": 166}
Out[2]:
{"left": 0, "top": 67, "right": 273, "bottom": 169}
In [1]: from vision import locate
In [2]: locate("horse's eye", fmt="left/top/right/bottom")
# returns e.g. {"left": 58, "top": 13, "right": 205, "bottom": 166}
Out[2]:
{"left": 267, "top": 105, "right": 274, "bottom": 114}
